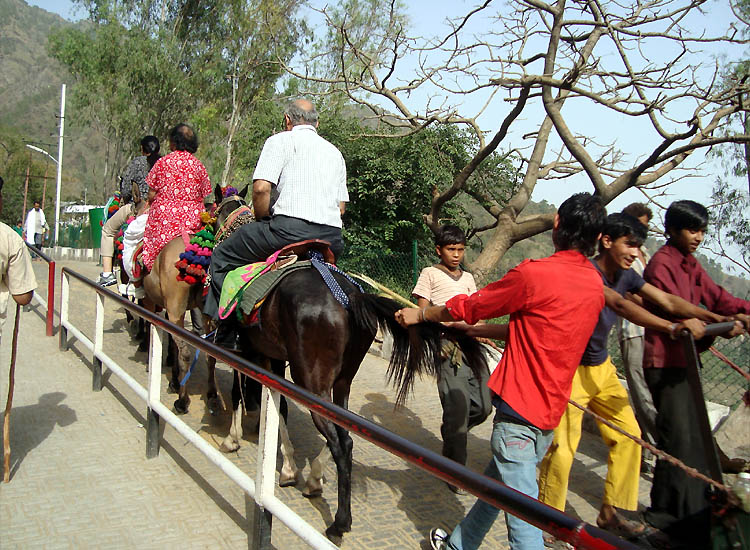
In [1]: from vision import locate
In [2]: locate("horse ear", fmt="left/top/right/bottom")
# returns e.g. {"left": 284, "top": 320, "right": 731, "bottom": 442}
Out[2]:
{"left": 132, "top": 182, "right": 141, "bottom": 203}
{"left": 214, "top": 184, "right": 223, "bottom": 205}
{"left": 239, "top": 184, "right": 250, "bottom": 199}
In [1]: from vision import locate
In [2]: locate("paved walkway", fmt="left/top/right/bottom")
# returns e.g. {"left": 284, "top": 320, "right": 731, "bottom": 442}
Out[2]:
{"left": 1, "top": 259, "right": 655, "bottom": 549}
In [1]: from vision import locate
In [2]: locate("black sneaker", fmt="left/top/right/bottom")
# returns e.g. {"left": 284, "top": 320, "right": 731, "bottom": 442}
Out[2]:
{"left": 214, "top": 320, "right": 241, "bottom": 352}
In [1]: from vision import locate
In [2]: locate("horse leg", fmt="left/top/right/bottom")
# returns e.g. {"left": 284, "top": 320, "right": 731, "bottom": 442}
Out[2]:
{"left": 220, "top": 369, "right": 244, "bottom": 452}
{"left": 302, "top": 444, "right": 331, "bottom": 497}
{"left": 164, "top": 310, "right": 193, "bottom": 414}
{"left": 205, "top": 355, "right": 222, "bottom": 415}
{"left": 278, "top": 413, "right": 300, "bottom": 487}
{"left": 309, "top": 406, "right": 354, "bottom": 540}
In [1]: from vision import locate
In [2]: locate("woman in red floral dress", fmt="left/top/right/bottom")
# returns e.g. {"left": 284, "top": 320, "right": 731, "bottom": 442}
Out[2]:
{"left": 142, "top": 123, "right": 212, "bottom": 271}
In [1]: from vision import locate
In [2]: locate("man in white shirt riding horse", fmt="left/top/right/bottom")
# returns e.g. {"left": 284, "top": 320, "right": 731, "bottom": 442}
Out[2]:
{"left": 205, "top": 98, "right": 349, "bottom": 349}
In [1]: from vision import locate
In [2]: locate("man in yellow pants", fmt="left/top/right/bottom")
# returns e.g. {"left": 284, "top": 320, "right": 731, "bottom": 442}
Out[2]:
{"left": 537, "top": 213, "right": 726, "bottom": 542}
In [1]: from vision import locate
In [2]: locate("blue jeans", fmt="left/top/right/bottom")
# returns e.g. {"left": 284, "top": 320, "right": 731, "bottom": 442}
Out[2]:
{"left": 447, "top": 417, "right": 553, "bottom": 550}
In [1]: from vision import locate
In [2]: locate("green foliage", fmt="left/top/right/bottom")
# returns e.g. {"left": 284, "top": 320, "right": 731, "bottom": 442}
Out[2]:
{"left": 0, "top": 125, "right": 55, "bottom": 227}
{"left": 321, "top": 117, "right": 478, "bottom": 255}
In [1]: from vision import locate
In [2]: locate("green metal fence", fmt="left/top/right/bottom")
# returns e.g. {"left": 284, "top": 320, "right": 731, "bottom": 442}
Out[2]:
{"left": 608, "top": 331, "right": 749, "bottom": 411}
{"left": 57, "top": 222, "right": 94, "bottom": 248}
{"left": 338, "top": 242, "right": 429, "bottom": 301}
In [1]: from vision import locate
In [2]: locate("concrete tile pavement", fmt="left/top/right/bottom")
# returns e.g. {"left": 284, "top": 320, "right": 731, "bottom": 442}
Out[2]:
{"left": 0, "top": 259, "right": 651, "bottom": 549}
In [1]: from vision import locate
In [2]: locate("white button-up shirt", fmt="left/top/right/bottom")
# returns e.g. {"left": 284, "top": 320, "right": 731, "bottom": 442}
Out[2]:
{"left": 252, "top": 125, "right": 348, "bottom": 228}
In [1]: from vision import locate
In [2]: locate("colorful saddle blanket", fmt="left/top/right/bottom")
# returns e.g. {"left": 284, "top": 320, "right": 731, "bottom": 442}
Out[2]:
{"left": 217, "top": 249, "right": 296, "bottom": 320}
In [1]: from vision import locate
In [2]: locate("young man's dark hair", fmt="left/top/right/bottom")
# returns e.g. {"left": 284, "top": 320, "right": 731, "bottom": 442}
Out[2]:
{"left": 597, "top": 213, "right": 647, "bottom": 254}
{"left": 622, "top": 202, "right": 652, "bottom": 222}
{"left": 664, "top": 200, "right": 708, "bottom": 234}
{"left": 435, "top": 224, "right": 467, "bottom": 247}
{"left": 169, "top": 123, "right": 199, "bottom": 154}
{"left": 553, "top": 192, "right": 607, "bottom": 256}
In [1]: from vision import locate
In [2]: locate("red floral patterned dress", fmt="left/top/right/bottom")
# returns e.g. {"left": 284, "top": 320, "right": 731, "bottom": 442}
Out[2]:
{"left": 142, "top": 150, "right": 212, "bottom": 271}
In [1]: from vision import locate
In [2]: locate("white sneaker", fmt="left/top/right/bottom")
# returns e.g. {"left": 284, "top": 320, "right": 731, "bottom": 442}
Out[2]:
{"left": 430, "top": 527, "right": 450, "bottom": 550}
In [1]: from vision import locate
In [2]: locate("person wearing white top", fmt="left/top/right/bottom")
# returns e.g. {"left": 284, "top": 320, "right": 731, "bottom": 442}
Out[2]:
{"left": 205, "top": 99, "right": 349, "bottom": 339}
{"left": 24, "top": 200, "right": 49, "bottom": 256}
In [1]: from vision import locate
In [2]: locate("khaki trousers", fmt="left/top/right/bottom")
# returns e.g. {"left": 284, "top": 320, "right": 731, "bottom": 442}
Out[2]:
{"left": 100, "top": 202, "right": 135, "bottom": 258}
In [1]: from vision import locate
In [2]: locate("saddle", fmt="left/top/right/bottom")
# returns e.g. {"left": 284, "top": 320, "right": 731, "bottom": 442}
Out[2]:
{"left": 275, "top": 239, "right": 335, "bottom": 264}
{"left": 217, "top": 239, "right": 336, "bottom": 321}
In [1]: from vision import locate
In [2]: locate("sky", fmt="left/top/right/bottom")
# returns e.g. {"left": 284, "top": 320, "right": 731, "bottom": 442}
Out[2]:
{"left": 27, "top": 0, "right": 84, "bottom": 21}
{"left": 24, "top": 0, "right": 750, "bottom": 274}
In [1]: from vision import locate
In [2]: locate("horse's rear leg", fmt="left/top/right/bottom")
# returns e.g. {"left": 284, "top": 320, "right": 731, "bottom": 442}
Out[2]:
{"left": 278, "top": 415, "right": 300, "bottom": 487}
{"left": 172, "top": 337, "right": 194, "bottom": 414}
{"left": 220, "top": 371, "right": 260, "bottom": 452}
{"left": 302, "top": 444, "right": 331, "bottom": 497}
{"left": 309, "top": 411, "right": 353, "bottom": 540}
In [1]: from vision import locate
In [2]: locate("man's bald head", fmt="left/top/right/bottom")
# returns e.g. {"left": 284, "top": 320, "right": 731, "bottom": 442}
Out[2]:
{"left": 284, "top": 99, "right": 319, "bottom": 127}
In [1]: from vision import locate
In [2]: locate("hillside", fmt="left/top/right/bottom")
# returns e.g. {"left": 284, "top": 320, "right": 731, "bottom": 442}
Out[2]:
{"left": 0, "top": 0, "right": 98, "bottom": 208}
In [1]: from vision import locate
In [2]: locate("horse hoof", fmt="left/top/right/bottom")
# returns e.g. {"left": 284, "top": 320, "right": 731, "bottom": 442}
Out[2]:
{"left": 137, "top": 341, "right": 148, "bottom": 353}
{"left": 173, "top": 399, "right": 188, "bottom": 415}
{"left": 302, "top": 485, "right": 323, "bottom": 498}
{"left": 219, "top": 440, "right": 239, "bottom": 453}
{"left": 278, "top": 472, "right": 299, "bottom": 488}
{"left": 167, "top": 382, "right": 179, "bottom": 394}
{"left": 324, "top": 524, "right": 346, "bottom": 543}
{"left": 207, "top": 397, "right": 222, "bottom": 416}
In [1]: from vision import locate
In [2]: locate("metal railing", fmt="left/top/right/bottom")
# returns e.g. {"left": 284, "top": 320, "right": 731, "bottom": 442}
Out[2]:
{"left": 24, "top": 242, "right": 55, "bottom": 337}
{"left": 58, "top": 266, "right": 637, "bottom": 550}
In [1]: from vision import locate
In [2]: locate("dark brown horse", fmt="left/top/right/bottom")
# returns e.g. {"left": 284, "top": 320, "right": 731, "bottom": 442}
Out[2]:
{"left": 212, "top": 197, "right": 488, "bottom": 540}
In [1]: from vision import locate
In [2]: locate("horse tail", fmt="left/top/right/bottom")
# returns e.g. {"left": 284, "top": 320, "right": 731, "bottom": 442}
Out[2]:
{"left": 349, "top": 294, "right": 489, "bottom": 407}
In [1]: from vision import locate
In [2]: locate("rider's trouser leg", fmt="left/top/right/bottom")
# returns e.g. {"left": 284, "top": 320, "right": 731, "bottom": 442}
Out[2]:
{"left": 101, "top": 202, "right": 134, "bottom": 258}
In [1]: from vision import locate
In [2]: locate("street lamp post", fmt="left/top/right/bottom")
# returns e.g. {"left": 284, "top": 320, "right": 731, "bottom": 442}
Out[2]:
{"left": 26, "top": 143, "right": 59, "bottom": 245}
{"left": 24, "top": 82, "right": 65, "bottom": 248}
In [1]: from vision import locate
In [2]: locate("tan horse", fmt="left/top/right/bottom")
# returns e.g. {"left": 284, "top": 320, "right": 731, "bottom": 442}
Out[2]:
{"left": 135, "top": 185, "right": 222, "bottom": 415}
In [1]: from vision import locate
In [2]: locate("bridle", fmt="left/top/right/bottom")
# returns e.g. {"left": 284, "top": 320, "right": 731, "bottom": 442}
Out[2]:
{"left": 214, "top": 194, "right": 254, "bottom": 244}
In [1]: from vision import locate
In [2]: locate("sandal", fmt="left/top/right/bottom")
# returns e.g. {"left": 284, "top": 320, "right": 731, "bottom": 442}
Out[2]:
{"left": 596, "top": 512, "right": 647, "bottom": 540}
{"left": 543, "top": 533, "right": 573, "bottom": 549}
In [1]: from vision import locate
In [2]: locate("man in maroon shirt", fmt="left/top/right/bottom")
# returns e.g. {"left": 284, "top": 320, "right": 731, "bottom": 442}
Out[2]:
{"left": 642, "top": 200, "right": 749, "bottom": 548}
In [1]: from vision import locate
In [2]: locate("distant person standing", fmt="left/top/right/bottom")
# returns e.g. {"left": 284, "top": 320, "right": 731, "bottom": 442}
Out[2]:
{"left": 12, "top": 220, "right": 23, "bottom": 237}
{"left": 615, "top": 202, "right": 657, "bottom": 469}
{"left": 0, "top": 176, "right": 36, "bottom": 344}
{"left": 24, "top": 200, "right": 48, "bottom": 257}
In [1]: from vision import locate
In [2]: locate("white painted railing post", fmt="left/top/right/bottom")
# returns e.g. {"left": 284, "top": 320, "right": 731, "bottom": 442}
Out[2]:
{"left": 146, "top": 323, "right": 163, "bottom": 459}
{"left": 93, "top": 292, "right": 105, "bottom": 391}
{"left": 59, "top": 271, "right": 69, "bottom": 351}
{"left": 251, "top": 385, "right": 281, "bottom": 549}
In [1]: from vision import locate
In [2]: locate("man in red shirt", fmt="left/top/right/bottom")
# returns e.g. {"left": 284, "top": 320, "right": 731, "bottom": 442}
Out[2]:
{"left": 397, "top": 192, "right": 607, "bottom": 550}
{"left": 642, "top": 200, "right": 749, "bottom": 548}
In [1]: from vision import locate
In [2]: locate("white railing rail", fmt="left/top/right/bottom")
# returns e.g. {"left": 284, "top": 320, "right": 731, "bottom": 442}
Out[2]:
{"left": 59, "top": 267, "right": 337, "bottom": 550}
